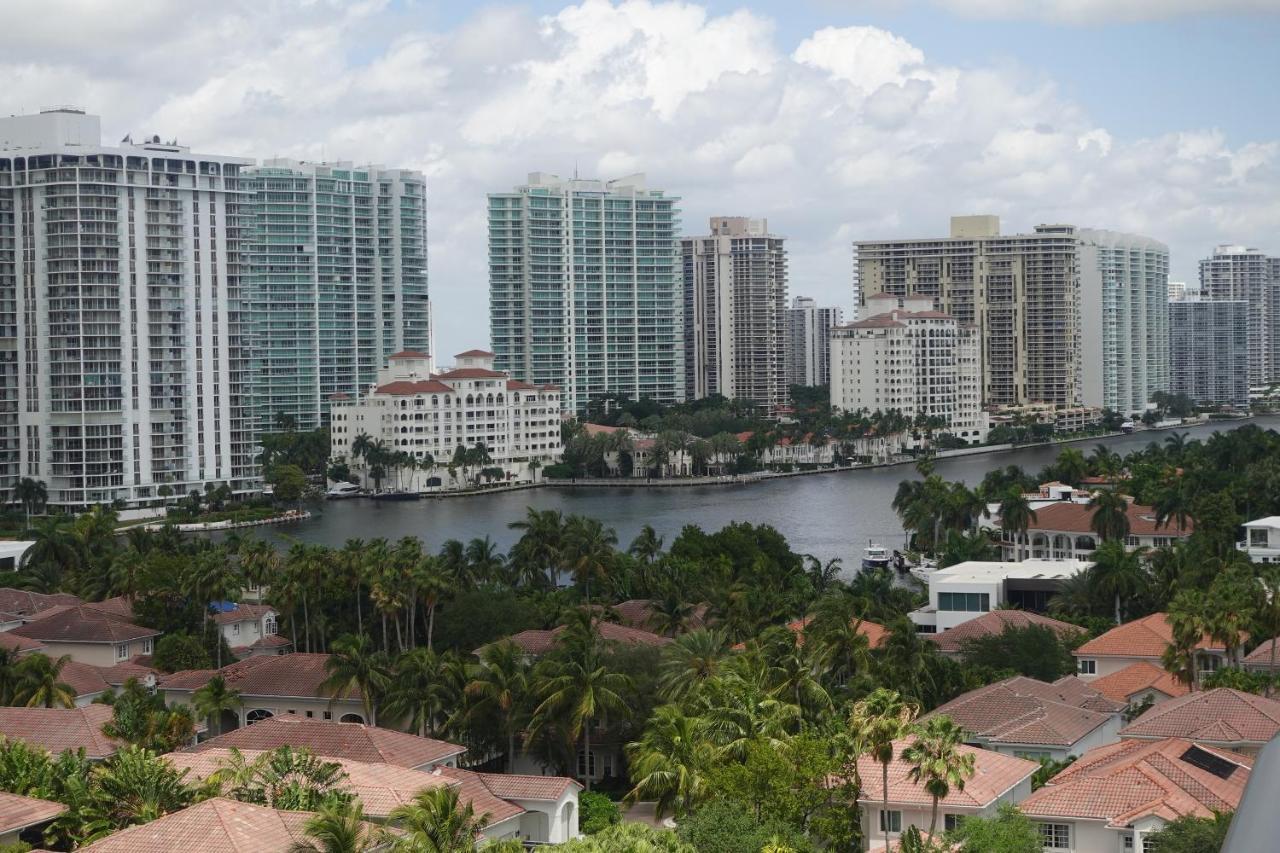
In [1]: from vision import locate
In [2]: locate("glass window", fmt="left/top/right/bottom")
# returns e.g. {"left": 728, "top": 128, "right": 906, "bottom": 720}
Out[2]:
{"left": 878, "top": 811, "right": 902, "bottom": 833}
{"left": 944, "top": 814, "right": 965, "bottom": 833}
{"left": 1251, "top": 530, "right": 1269, "bottom": 547}
{"left": 938, "top": 592, "right": 991, "bottom": 612}
{"left": 1078, "top": 659, "right": 1097, "bottom": 675}
{"left": 116, "top": 644, "right": 129, "bottom": 661}
{"left": 1038, "top": 823, "right": 1070, "bottom": 850}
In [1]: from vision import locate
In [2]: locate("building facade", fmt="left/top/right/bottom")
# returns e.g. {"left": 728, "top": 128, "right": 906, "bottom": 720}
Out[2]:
{"left": 330, "top": 350, "right": 562, "bottom": 491}
{"left": 0, "top": 110, "right": 257, "bottom": 508}
{"left": 1199, "top": 245, "right": 1280, "bottom": 387}
{"left": 785, "top": 296, "right": 842, "bottom": 387}
{"left": 1076, "top": 229, "right": 1169, "bottom": 414}
{"left": 829, "top": 295, "right": 988, "bottom": 444}
{"left": 681, "top": 217, "right": 788, "bottom": 410}
{"left": 244, "top": 160, "right": 428, "bottom": 431}
{"left": 489, "top": 173, "right": 682, "bottom": 412}
{"left": 1169, "top": 297, "right": 1249, "bottom": 408}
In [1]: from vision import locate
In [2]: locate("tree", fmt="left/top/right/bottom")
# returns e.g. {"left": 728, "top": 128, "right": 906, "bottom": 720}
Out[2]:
{"left": 562, "top": 516, "right": 618, "bottom": 604}
{"left": 555, "top": 821, "right": 696, "bottom": 852}
{"left": 1164, "top": 589, "right": 1208, "bottom": 691}
{"left": 386, "top": 785, "right": 487, "bottom": 853}
{"left": 945, "top": 802, "right": 1042, "bottom": 852}
{"left": 959, "top": 624, "right": 1078, "bottom": 682}
{"left": 213, "top": 746, "right": 349, "bottom": 812}
{"left": 629, "top": 525, "right": 665, "bottom": 566}
{"left": 657, "top": 629, "right": 729, "bottom": 704}
{"left": 852, "top": 688, "right": 918, "bottom": 853}
{"left": 1140, "top": 812, "right": 1233, "bottom": 853}
{"left": 193, "top": 676, "right": 242, "bottom": 738}
{"left": 578, "top": 791, "right": 621, "bottom": 835}
{"left": 321, "top": 634, "right": 389, "bottom": 726}
{"left": 997, "top": 487, "right": 1037, "bottom": 550}
{"left": 152, "top": 633, "right": 213, "bottom": 674}
{"left": 624, "top": 705, "right": 713, "bottom": 818}
{"left": 0, "top": 649, "right": 20, "bottom": 707}
{"left": 384, "top": 647, "right": 452, "bottom": 739}
{"left": 15, "top": 654, "right": 76, "bottom": 708}
{"left": 267, "top": 464, "right": 308, "bottom": 505}
{"left": 1091, "top": 541, "right": 1147, "bottom": 624}
{"left": 13, "top": 477, "right": 48, "bottom": 523}
{"left": 89, "top": 746, "right": 197, "bottom": 834}
{"left": 290, "top": 799, "right": 382, "bottom": 853}
{"left": 675, "top": 799, "right": 809, "bottom": 853}
{"left": 465, "top": 640, "right": 532, "bottom": 772}
{"left": 902, "top": 716, "right": 975, "bottom": 839}
{"left": 1089, "top": 490, "right": 1131, "bottom": 543}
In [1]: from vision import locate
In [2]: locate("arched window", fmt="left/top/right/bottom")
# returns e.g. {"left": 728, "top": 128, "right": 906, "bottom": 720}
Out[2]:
{"left": 339, "top": 712, "right": 365, "bottom": 724}
{"left": 1075, "top": 535, "right": 1096, "bottom": 551}
{"left": 246, "top": 709, "right": 274, "bottom": 725}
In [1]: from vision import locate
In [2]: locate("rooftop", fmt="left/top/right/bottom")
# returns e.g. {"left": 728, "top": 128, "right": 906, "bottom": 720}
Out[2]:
{"left": 1119, "top": 688, "right": 1280, "bottom": 746}
{"left": 928, "top": 610, "right": 1083, "bottom": 654}
{"left": 374, "top": 379, "right": 455, "bottom": 396}
{"left": 0, "top": 791, "right": 65, "bottom": 836}
{"left": 1090, "top": 661, "right": 1189, "bottom": 704}
{"left": 0, "top": 705, "right": 120, "bottom": 759}
{"left": 930, "top": 559, "right": 1091, "bottom": 583}
{"left": 211, "top": 604, "right": 275, "bottom": 627}
{"left": 0, "top": 589, "right": 81, "bottom": 618}
{"left": 1021, "top": 738, "right": 1252, "bottom": 828}
{"left": 924, "top": 676, "right": 1122, "bottom": 747}
{"left": 1026, "top": 501, "right": 1193, "bottom": 537}
{"left": 1075, "top": 613, "right": 1222, "bottom": 659}
{"left": 78, "top": 797, "right": 317, "bottom": 852}
{"left": 159, "top": 654, "right": 358, "bottom": 702}
{"left": 494, "top": 620, "right": 673, "bottom": 656}
{"left": 1244, "top": 516, "right": 1280, "bottom": 529}
{"left": 847, "top": 739, "right": 1037, "bottom": 810}
{"left": 185, "top": 714, "right": 464, "bottom": 768}
{"left": 10, "top": 605, "right": 159, "bottom": 644}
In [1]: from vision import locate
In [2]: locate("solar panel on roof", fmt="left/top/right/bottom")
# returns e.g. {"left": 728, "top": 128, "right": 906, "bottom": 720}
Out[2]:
{"left": 1180, "top": 745, "right": 1239, "bottom": 780}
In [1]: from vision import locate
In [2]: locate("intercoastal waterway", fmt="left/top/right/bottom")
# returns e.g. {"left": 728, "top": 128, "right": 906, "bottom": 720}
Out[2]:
{"left": 256, "top": 417, "right": 1280, "bottom": 570}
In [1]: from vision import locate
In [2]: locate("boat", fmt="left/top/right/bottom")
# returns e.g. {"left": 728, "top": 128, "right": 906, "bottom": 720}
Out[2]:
{"left": 371, "top": 490, "right": 420, "bottom": 502}
{"left": 1120, "top": 420, "right": 1135, "bottom": 434}
{"left": 862, "top": 542, "right": 891, "bottom": 570}
{"left": 325, "top": 483, "right": 362, "bottom": 500}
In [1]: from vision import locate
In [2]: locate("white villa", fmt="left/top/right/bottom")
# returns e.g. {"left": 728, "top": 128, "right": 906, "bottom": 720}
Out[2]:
{"left": 1241, "top": 516, "right": 1280, "bottom": 564}
{"left": 910, "top": 559, "right": 1091, "bottom": 634}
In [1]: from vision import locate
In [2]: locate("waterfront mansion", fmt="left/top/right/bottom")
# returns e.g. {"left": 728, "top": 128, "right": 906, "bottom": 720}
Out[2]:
{"left": 330, "top": 350, "right": 563, "bottom": 492}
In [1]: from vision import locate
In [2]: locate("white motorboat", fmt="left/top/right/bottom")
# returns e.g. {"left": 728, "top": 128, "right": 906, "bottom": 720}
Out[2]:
{"left": 325, "top": 483, "right": 362, "bottom": 500}
{"left": 862, "top": 542, "right": 891, "bottom": 570}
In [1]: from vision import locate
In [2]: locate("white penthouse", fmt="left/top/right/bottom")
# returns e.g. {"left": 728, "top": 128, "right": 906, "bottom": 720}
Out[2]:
{"left": 0, "top": 109, "right": 256, "bottom": 508}
{"left": 329, "top": 350, "right": 563, "bottom": 491}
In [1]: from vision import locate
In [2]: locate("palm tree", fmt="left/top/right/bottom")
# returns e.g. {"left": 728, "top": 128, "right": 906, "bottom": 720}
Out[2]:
{"left": 1256, "top": 566, "right": 1280, "bottom": 695}
{"left": 1053, "top": 447, "right": 1088, "bottom": 485}
{"left": 15, "top": 653, "right": 76, "bottom": 708}
{"left": 562, "top": 516, "right": 617, "bottom": 604}
{"left": 0, "top": 648, "right": 21, "bottom": 706}
{"left": 415, "top": 556, "right": 455, "bottom": 651}
{"left": 1091, "top": 541, "right": 1147, "bottom": 625}
{"left": 628, "top": 525, "right": 664, "bottom": 566}
{"left": 465, "top": 640, "right": 532, "bottom": 772}
{"left": 383, "top": 647, "right": 451, "bottom": 738}
{"left": 462, "top": 536, "right": 505, "bottom": 588}
{"left": 290, "top": 799, "right": 382, "bottom": 853}
{"left": 656, "top": 629, "right": 729, "bottom": 704}
{"left": 185, "top": 547, "right": 242, "bottom": 667}
{"left": 623, "top": 705, "right": 713, "bottom": 818}
{"left": 902, "top": 716, "right": 976, "bottom": 839}
{"left": 508, "top": 507, "right": 565, "bottom": 588}
{"left": 808, "top": 594, "right": 873, "bottom": 690}
{"left": 1164, "top": 590, "right": 1206, "bottom": 691}
{"left": 19, "top": 516, "right": 79, "bottom": 582}
{"left": 997, "top": 486, "right": 1037, "bottom": 556}
{"left": 193, "top": 676, "right": 242, "bottom": 737}
{"left": 321, "top": 634, "right": 389, "bottom": 726}
{"left": 851, "top": 688, "right": 918, "bottom": 853}
{"left": 89, "top": 745, "right": 196, "bottom": 832}
{"left": 645, "top": 593, "right": 696, "bottom": 639}
{"left": 386, "top": 786, "right": 487, "bottom": 853}
{"left": 1089, "top": 490, "right": 1131, "bottom": 543}
{"left": 12, "top": 477, "right": 47, "bottom": 523}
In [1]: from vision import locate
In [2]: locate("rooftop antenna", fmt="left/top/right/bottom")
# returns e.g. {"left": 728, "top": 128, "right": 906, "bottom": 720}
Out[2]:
{"left": 573, "top": 158, "right": 578, "bottom": 180}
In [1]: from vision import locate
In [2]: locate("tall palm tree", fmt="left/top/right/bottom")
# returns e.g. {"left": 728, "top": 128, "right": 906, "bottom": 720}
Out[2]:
{"left": 628, "top": 525, "right": 664, "bottom": 566}
{"left": 386, "top": 786, "right": 487, "bottom": 853}
{"left": 1091, "top": 541, "right": 1147, "bottom": 625}
{"left": 15, "top": 653, "right": 76, "bottom": 708}
{"left": 185, "top": 547, "right": 243, "bottom": 667}
{"left": 997, "top": 486, "right": 1037, "bottom": 556}
{"left": 321, "top": 634, "right": 389, "bottom": 726}
{"left": 561, "top": 516, "right": 617, "bottom": 604}
{"left": 465, "top": 640, "right": 532, "bottom": 771}
{"left": 383, "top": 647, "right": 451, "bottom": 739}
{"left": 335, "top": 539, "right": 368, "bottom": 637}
{"left": 508, "top": 507, "right": 565, "bottom": 589}
{"left": 19, "top": 516, "right": 79, "bottom": 582}
{"left": 462, "top": 536, "right": 505, "bottom": 588}
{"left": 851, "top": 688, "right": 918, "bottom": 853}
{"left": 656, "top": 629, "right": 729, "bottom": 704}
{"left": 193, "top": 676, "right": 242, "bottom": 737}
{"left": 1053, "top": 447, "right": 1088, "bottom": 486}
{"left": 12, "top": 477, "right": 48, "bottom": 523}
{"left": 808, "top": 594, "right": 873, "bottom": 690}
{"left": 623, "top": 705, "right": 713, "bottom": 819}
{"left": 414, "top": 556, "right": 455, "bottom": 651}
{"left": 1089, "top": 490, "right": 1131, "bottom": 543}
{"left": 902, "top": 716, "right": 976, "bottom": 839}
{"left": 290, "top": 800, "right": 382, "bottom": 853}
{"left": 1164, "top": 590, "right": 1206, "bottom": 691}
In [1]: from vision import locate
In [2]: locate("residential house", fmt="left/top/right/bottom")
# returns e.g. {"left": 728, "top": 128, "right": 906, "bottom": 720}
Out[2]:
{"left": 62, "top": 660, "right": 157, "bottom": 706}
{"left": 909, "top": 560, "right": 1091, "bottom": 633}
{"left": 1241, "top": 516, "right": 1280, "bottom": 564}
{"left": 0, "top": 543, "right": 34, "bottom": 573}
{"left": 494, "top": 621, "right": 673, "bottom": 659}
{"left": 1089, "top": 661, "right": 1188, "bottom": 707}
{"left": 844, "top": 737, "right": 1036, "bottom": 850}
{"left": 1001, "top": 500, "right": 1192, "bottom": 563}
{"left": 926, "top": 610, "right": 1083, "bottom": 657}
{"left": 1073, "top": 613, "right": 1227, "bottom": 681}
{"left": 1118, "top": 688, "right": 1280, "bottom": 755}
{"left": 923, "top": 676, "right": 1124, "bottom": 762}
{"left": 0, "top": 705, "right": 121, "bottom": 760}
{"left": 185, "top": 714, "right": 465, "bottom": 769}
{"left": 212, "top": 604, "right": 291, "bottom": 658}
{"left": 159, "top": 654, "right": 368, "bottom": 728}
{"left": 0, "top": 792, "right": 65, "bottom": 846}
{"left": 733, "top": 616, "right": 890, "bottom": 652}
{"left": 0, "top": 588, "right": 81, "bottom": 620}
{"left": 1020, "top": 738, "right": 1251, "bottom": 852}
{"left": 606, "top": 599, "right": 709, "bottom": 634}
{"left": 1243, "top": 638, "right": 1280, "bottom": 673}
{"left": 8, "top": 606, "right": 159, "bottom": 667}
{"left": 0, "top": 632, "right": 44, "bottom": 657}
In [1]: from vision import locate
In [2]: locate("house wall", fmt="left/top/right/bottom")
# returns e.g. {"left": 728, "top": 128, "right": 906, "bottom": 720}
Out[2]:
{"left": 929, "top": 579, "right": 1001, "bottom": 632}
{"left": 37, "top": 638, "right": 153, "bottom": 668}
{"left": 987, "top": 716, "right": 1122, "bottom": 762}
{"left": 163, "top": 691, "right": 366, "bottom": 727}
{"left": 511, "top": 793, "right": 580, "bottom": 844}
{"left": 858, "top": 777, "right": 1032, "bottom": 850}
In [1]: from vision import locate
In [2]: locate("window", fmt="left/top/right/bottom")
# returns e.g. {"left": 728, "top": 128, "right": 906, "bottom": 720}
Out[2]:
{"left": 1250, "top": 529, "right": 1269, "bottom": 547}
{"left": 1038, "top": 822, "right": 1070, "bottom": 849}
{"left": 944, "top": 814, "right": 965, "bottom": 833}
{"left": 142, "top": 638, "right": 152, "bottom": 655}
{"left": 232, "top": 623, "right": 240, "bottom": 636}
{"left": 1014, "top": 750, "right": 1051, "bottom": 761}
{"left": 323, "top": 711, "right": 332, "bottom": 720}
{"left": 578, "top": 750, "right": 597, "bottom": 778}
{"left": 264, "top": 616, "right": 277, "bottom": 635}
{"left": 878, "top": 811, "right": 902, "bottom": 833}
{"left": 938, "top": 592, "right": 990, "bottom": 612}
{"left": 115, "top": 644, "right": 129, "bottom": 661}
{"left": 1078, "top": 659, "right": 1097, "bottom": 675}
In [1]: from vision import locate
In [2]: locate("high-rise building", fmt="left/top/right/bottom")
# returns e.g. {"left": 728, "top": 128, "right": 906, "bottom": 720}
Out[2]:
{"left": 0, "top": 109, "right": 256, "bottom": 508}
{"left": 1199, "top": 245, "right": 1280, "bottom": 387}
{"left": 829, "top": 295, "right": 988, "bottom": 444}
{"left": 244, "top": 160, "right": 429, "bottom": 431}
{"left": 488, "top": 173, "right": 682, "bottom": 412}
{"left": 1169, "top": 297, "right": 1249, "bottom": 409}
{"left": 1076, "top": 229, "right": 1170, "bottom": 414}
{"left": 786, "top": 296, "right": 842, "bottom": 388}
{"left": 856, "top": 216, "right": 1080, "bottom": 408}
{"left": 1168, "top": 280, "right": 1191, "bottom": 301}
{"left": 681, "top": 217, "right": 788, "bottom": 410}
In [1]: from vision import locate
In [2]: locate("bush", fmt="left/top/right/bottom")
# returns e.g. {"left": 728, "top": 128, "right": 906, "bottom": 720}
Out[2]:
{"left": 578, "top": 791, "right": 621, "bottom": 835}
{"left": 676, "top": 800, "right": 812, "bottom": 853}
{"left": 542, "top": 463, "right": 575, "bottom": 480}
{"left": 152, "top": 632, "right": 212, "bottom": 673}
{"left": 432, "top": 589, "right": 545, "bottom": 654}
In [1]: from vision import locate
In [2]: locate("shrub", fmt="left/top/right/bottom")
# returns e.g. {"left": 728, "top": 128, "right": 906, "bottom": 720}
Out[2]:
{"left": 542, "top": 463, "right": 575, "bottom": 479}
{"left": 578, "top": 791, "right": 621, "bottom": 835}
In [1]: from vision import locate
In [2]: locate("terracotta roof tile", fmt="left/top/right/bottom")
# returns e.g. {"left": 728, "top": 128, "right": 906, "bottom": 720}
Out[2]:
{"left": 1118, "top": 688, "right": 1280, "bottom": 746}
{"left": 82, "top": 596, "right": 136, "bottom": 621}
{"left": 733, "top": 616, "right": 889, "bottom": 652}
{"left": 211, "top": 604, "right": 275, "bottom": 627}
{"left": 433, "top": 766, "right": 526, "bottom": 825}
{"left": 432, "top": 368, "right": 507, "bottom": 380}
{"left": 455, "top": 349, "right": 495, "bottom": 358}
{"left": 924, "top": 676, "right": 1121, "bottom": 747}
{"left": 847, "top": 315, "right": 907, "bottom": 329}
{"left": 1090, "top": 661, "right": 1189, "bottom": 704}
{"left": 388, "top": 350, "right": 430, "bottom": 359}
{"left": 847, "top": 739, "right": 1036, "bottom": 809}
{"left": 1075, "top": 613, "right": 1221, "bottom": 659}
{"left": 607, "top": 600, "right": 708, "bottom": 633}
{"left": 10, "top": 606, "right": 159, "bottom": 644}
{"left": 0, "top": 589, "right": 82, "bottom": 618}
{"left": 475, "top": 772, "right": 580, "bottom": 801}
{"left": 78, "top": 798, "right": 317, "bottom": 852}
{"left": 496, "top": 620, "right": 672, "bottom": 656}
{"left": 1026, "top": 501, "right": 1193, "bottom": 537}
{"left": 928, "top": 610, "right": 1084, "bottom": 654}
{"left": 0, "top": 632, "right": 45, "bottom": 655}
{"left": 1243, "top": 637, "right": 1280, "bottom": 668}
{"left": 248, "top": 635, "right": 292, "bottom": 650}
{"left": 0, "top": 791, "right": 65, "bottom": 835}
{"left": 159, "top": 654, "right": 358, "bottom": 702}
{"left": 375, "top": 379, "right": 455, "bottom": 395}
{"left": 0, "top": 705, "right": 121, "bottom": 759}
{"left": 186, "top": 715, "right": 464, "bottom": 768}
{"left": 1021, "top": 738, "right": 1251, "bottom": 828}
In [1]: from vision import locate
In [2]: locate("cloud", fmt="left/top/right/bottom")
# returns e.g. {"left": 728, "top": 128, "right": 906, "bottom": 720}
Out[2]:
{"left": 932, "top": 0, "right": 1280, "bottom": 24}
{"left": 1, "top": 0, "right": 1277, "bottom": 360}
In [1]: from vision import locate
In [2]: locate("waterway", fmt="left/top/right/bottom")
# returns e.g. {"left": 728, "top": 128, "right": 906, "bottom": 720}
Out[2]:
{"left": 258, "top": 417, "right": 1280, "bottom": 568}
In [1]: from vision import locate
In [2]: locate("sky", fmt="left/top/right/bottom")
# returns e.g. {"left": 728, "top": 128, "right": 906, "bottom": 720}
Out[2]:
{"left": 4, "top": 0, "right": 1279, "bottom": 360}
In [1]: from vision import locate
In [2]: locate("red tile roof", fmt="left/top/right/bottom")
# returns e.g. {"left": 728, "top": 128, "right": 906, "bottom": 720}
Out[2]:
{"left": 0, "top": 632, "right": 44, "bottom": 655}
{"left": 1026, "top": 501, "right": 1193, "bottom": 536}
{"left": 1021, "top": 738, "right": 1252, "bottom": 828}
{"left": 78, "top": 797, "right": 318, "bottom": 852}
{"left": 848, "top": 315, "right": 906, "bottom": 329}
{"left": 928, "top": 610, "right": 1084, "bottom": 654}
{"left": 506, "top": 380, "right": 538, "bottom": 391}
{"left": 925, "top": 676, "right": 1122, "bottom": 747}
{"left": 1090, "top": 661, "right": 1189, "bottom": 704}
{"left": 375, "top": 379, "right": 455, "bottom": 395}
{"left": 159, "top": 654, "right": 358, "bottom": 702}
{"left": 1075, "top": 613, "right": 1221, "bottom": 659}
{"left": 0, "top": 791, "right": 65, "bottom": 835}
{"left": 433, "top": 368, "right": 507, "bottom": 380}
{"left": 0, "top": 589, "right": 82, "bottom": 617}
{"left": 498, "top": 620, "right": 673, "bottom": 656}
{"left": 455, "top": 349, "right": 495, "bottom": 358}
{"left": 388, "top": 350, "right": 430, "bottom": 359}
{"left": 607, "top": 600, "right": 709, "bottom": 633}
{"left": 433, "top": 766, "right": 527, "bottom": 825}
{"left": 1118, "top": 688, "right": 1280, "bottom": 746}
{"left": 474, "top": 771, "right": 580, "bottom": 801}
{"left": 846, "top": 739, "right": 1037, "bottom": 810}
{"left": 1243, "top": 637, "right": 1280, "bottom": 668}
{"left": 186, "top": 714, "right": 464, "bottom": 768}
{"left": 248, "top": 635, "right": 292, "bottom": 650}
{"left": 734, "top": 616, "right": 889, "bottom": 652}
{"left": 211, "top": 604, "right": 275, "bottom": 626}
{"left": 11, "top": 606, "right": 159, "bottom": 644}
{"left": 0, "top": 705, "right": 121, "bottom": 759}
{"left": 82, "top": 596, "right": 136, "bottom": 621}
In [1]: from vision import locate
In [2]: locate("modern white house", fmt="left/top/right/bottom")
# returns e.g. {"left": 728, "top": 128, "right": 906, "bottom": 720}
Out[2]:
{"left": 0, "top": 543, "right": 33, "bottom": 573}
{"left": 910, "top": 559, "right": 1091, "bottom": 633}
{"left": 1241, "top": 516, "right": 1280, "bottom": 564}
